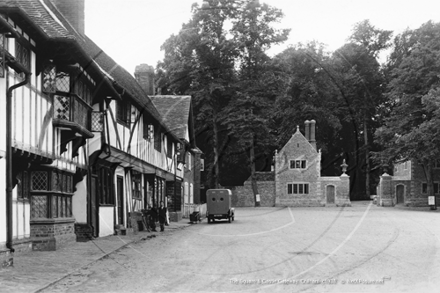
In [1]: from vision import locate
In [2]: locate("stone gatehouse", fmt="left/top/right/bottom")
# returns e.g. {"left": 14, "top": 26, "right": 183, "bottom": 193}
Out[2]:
{"left": 232, "top": 121, "right": 351, "bottom": 207}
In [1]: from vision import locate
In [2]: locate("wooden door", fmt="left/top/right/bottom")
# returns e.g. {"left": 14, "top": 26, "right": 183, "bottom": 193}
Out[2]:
{"left": 326, "top": 185, "right": 335, "bottom": 204}
{"left": 117, "top": 176, "right": 124, "bottom": 225}
{"left": 396, "top": 185, "right": 404, "bottom": 204}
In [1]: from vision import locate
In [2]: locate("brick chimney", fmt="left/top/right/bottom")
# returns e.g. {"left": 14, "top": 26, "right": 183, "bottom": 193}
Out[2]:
{"left": 304, "top": 120, "right": 310, "bottom": 140}
{"left": 309, "top": 119, "right": 316, "bottom": 150}
{"left": 51, "top": 0, "right": 85, "bottom": 36}
{"left": 135, "top": 64, "right": 155, "bottom": 95}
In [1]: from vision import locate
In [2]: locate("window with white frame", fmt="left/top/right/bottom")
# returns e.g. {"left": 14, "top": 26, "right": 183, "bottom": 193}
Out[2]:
{"left": 287, "top": 183, "right": 309, "bottom": 195}
{"left": 290, "top": 159, "right": 307, "bottom": 169}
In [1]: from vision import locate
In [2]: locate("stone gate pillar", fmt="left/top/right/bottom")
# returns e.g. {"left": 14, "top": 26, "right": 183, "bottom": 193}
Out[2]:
{"left": 337, "top": 174, "right": 351, "bottom": 207}
{"left": 379, "top": 173, "right": 394, "bottom": 207}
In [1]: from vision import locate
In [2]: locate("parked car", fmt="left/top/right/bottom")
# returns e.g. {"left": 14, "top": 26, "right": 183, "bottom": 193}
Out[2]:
{"left": 206, "top": 189, "right": 235, "bottom": 223}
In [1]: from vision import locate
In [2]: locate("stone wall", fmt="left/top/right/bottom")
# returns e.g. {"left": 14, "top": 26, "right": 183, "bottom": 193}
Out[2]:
{"left": 231, "top": 180, "right": 276, "bottom": 207}
{"left": 0, "top": 248, "right": 13, "bottom": 268}
{"left": 319, "top": 175, "right": 351, "bottom": 207}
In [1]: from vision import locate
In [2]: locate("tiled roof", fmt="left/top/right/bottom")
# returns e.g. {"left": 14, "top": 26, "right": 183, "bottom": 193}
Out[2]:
{"left": 81, "top": 36, "right": 164, "bottom": 124}
{"left": 150, "top": 95, "right": 191, "bottom": 140}
{"left": 0, "top": 0, "right": 74, "bottom": 39}
{"left": 0, "top": 0, "right": 177, "bottom": 140}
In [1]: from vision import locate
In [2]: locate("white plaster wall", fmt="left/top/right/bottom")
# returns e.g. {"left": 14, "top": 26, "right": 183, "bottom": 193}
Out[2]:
{"left": 12, "top": 193, "right": 30, "bottom": 239}
{"left": 73, "top": 176, "right": 88, "bottom": 223}
{"left": 99, "top": 206, "right": 114, "bottom": 237}
{"left": 0, "top": 159, "right": 6, "bottom": 245}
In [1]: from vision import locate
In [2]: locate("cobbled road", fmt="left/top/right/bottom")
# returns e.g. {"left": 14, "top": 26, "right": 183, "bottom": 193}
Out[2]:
{"left": 41, "top": 202, "right": 440, "bottom": 293}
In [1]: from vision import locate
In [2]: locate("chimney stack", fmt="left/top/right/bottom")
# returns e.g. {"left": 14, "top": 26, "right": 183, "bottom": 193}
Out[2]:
{"left": 304, "top": 120, "right": 310, "bottom": 140}
{"left": 309, "top": 119, "right": 316, "bottom": 149}
{"left": 51, "top": 0, "right": 85, "bottom": 36}
{"left": 135, "top": 64, "right": 155, "bottom": 95}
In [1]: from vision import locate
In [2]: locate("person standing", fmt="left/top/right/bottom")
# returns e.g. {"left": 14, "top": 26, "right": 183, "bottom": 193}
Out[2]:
{"left": 150, "top": 204, "right": 158, "bottom": 232}
{"left": 158, "top": 201, "right": 167, "bottom": 232}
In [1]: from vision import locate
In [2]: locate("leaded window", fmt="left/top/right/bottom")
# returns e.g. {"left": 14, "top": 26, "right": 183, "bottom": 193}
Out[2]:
{"left": 15, "top": 40, "right": 30, "bottom": 80}
{"left": 42, "top": 63, "right": 57, "bottom": 93}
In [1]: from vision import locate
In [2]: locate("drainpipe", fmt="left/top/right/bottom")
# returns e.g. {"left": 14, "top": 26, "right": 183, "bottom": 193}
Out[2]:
{"left": 6, "top": 71, "right": 31, "bottom": 252}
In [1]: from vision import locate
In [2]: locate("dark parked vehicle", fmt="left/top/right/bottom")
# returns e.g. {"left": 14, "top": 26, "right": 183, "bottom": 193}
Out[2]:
{"left": 206, "top": 189, "right": 235, "bottom": 223}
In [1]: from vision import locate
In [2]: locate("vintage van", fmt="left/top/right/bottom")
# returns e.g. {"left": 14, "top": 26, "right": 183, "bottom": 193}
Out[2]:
{"left": 206, "top": 189, "right": 235, "bottom": 223}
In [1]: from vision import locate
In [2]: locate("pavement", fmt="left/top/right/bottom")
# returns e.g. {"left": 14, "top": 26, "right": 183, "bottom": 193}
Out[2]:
{"left": 0, "top": 219, "right": 193, "bottom": 293}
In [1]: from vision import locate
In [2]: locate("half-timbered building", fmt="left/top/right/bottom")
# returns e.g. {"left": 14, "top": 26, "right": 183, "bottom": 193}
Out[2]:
{"left": 1, "top": 0, "right": 184, "bottom": 266}
{"left": 149, "top": 94, "right": 203, "bottom": 220}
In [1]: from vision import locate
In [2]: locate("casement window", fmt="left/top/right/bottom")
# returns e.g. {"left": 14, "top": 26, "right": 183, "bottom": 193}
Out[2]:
{"left": 132, "top": 171, "right": 142, "bottom": 200}
{"left": 29, "top": 170, "right": 74, "bottom": 219}
{"left": 100, "top": 167, "right": 114, "bottom": 205}
{"left": 166, "top": 137, "right": 173, "bottom": 158}
{"left": 287, "top": 183, "right": 309, "bottom": 195}
{"left": 15, "top": 40, "right": 30, "bottom": 80}
{"left": 73, "top": 77, "right": 93, "bottom": 105}
{"left": 422, "top": 183, "right": 440, "bottom": 194}
{"left": 434, "top": 160, "right": 440, "bottom": 169}
{"left": 143, "top": 114, "right": 154, "bottom": 140}
{"left": 290, "top": 159, "right": 307, "bottom": 169}
{"left": 16, "top": 171, "right": 30, "bottom": 200}
{"left": 116, "top": 99, "right": 131, "bottom": 125}
{"left": 154, "top": 126, "right": 162, "bottom": 152}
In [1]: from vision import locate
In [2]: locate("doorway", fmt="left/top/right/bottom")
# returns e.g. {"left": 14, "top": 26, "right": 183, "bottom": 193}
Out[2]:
{"left": 117, "top": 176, "right": 124, "bottom": 225}
{"left": 396, "top": 185, "right": 405, "bottom": 204}
{"left": 326, "top": 185, "right": 335, "bottom": 204}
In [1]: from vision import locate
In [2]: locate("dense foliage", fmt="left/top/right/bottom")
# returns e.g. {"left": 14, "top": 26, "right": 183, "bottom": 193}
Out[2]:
{"left": 157, "top": 0, "right": 440, "bottom": 203}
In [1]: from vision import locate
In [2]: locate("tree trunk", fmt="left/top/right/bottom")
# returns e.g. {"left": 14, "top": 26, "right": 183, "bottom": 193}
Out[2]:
{"left": 250, "top": 135, "right": 260, "bottom": 207}
{"left": 212, "top": 112, "right": 220, "bottom": 189}
{"left": 423, "top": 160, "right": 437, "bottom": 210}
{"left": 364, "top": 115, "right": 370, "bottom": 199}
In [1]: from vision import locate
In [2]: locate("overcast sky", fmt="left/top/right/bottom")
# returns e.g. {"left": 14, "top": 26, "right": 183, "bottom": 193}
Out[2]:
{"left": 85, "top": 0, "right": 440, "bottom": 76}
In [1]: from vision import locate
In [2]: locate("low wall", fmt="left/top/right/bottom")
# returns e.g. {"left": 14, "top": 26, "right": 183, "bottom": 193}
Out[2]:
{"left": 231, "top": 181, "right": 276, "bottom": 207}
{"left": 30, "top": 219, "right": 76, "bottom": 251}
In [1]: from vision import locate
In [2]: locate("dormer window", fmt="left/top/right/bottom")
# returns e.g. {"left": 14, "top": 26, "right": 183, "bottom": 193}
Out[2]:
{"left": 290, "top": 159, "right": 306, "bottom": 169}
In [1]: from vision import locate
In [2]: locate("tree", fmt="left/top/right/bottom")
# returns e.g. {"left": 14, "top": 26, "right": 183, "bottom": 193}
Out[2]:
{"left": 375, "top": 21, "right": 440, "bottom": 208}
{"left": 222, "top": 0, "right": 290, "bottom": 206}
{"left": 157, "top": 0, "right": 238, "bottom": 189}
{"left": 330, "top": 20, "right": 391, "bottom": 199}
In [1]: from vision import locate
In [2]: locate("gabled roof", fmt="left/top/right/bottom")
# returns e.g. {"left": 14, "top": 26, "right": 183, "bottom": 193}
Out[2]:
{"left": 151, "top": 95, "right": 192, "bottom": 142}
{"left": 0, "top": 0, "right": 179, "bottom": 141}
{"left": 280, "top": 126, "right": 318, "bottom": 154}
